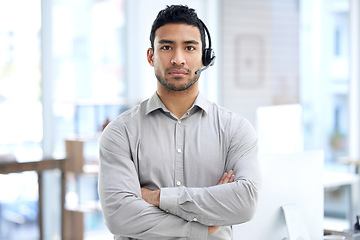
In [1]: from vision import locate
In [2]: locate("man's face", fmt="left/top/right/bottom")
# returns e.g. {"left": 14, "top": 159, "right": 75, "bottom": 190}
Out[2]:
{"left": 147, "top": 23, "right": 203, "bottom": 92}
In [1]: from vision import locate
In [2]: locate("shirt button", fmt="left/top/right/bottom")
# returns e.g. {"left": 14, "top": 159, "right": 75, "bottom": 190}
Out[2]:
{"left": 176, "top": 180, "right": 181, "bottom": 186}
{"left": 177, "top": 148, "right": 182, "bottom": 153}
{"left": 165, "top": 209, "right": 170, "bottom": 213}
{"left": 192, "top": 217, "right": 198, "bottom": 222}
{"left": 178, "top": 120, "right": 182, "bottom": 124}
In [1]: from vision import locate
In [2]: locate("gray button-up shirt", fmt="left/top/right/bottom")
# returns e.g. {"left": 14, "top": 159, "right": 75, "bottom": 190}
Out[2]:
{"left": 98, "top": 92, "right": 261, "bottom": 240}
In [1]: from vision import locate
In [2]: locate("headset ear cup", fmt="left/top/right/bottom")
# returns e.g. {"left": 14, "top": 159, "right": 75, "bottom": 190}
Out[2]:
{"left": 202, "top": 48, "right": 213, "bottom": 66}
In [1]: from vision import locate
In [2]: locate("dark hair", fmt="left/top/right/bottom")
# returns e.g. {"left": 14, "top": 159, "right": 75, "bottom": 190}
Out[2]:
{"left": 149, "top": 5, "right": 206, "bottom": 52}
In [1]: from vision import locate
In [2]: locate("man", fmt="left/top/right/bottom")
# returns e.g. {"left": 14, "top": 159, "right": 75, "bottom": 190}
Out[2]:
{"left": 98, "top": 5, "right": 261, "bottom": 240}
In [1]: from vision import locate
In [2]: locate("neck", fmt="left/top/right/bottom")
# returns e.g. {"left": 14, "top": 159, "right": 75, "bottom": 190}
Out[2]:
{"left": 157, "top": 83, "right": 199, "bottom": 119}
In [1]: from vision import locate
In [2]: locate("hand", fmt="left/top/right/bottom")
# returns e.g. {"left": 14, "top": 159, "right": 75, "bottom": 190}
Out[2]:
{"left": 217, "top": 169, "right": 235, "bottom": 185}
{"left": 208, "top": 225, "right": 222, "bottom": 234}
{"left": 141, "top": 188, "right": 160, "bottom": 207}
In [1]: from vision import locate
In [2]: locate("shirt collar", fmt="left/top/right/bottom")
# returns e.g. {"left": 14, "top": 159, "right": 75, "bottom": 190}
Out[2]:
{"left": 193, "top": 92, "right": 209, "bottom": 114}
{"left": 145, "top": 92, "right": 209, "bottom": 115}
{"left": 145, "top": 93, "right": 169, "bottom": 115}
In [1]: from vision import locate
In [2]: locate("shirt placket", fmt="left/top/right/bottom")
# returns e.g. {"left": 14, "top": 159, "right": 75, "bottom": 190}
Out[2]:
{"left": 174, "top": 118, "right": 185, "bottom": 187}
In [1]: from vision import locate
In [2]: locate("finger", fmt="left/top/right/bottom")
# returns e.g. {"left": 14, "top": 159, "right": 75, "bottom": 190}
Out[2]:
{"left": 228, "top": 169, "right": 233, "bottom": 177}
{"left": 224, "top": 170, "right": 235, "bottom": 184}
{"left": 222, "top": 172, "right": 232, "bottom": 184}
{"left": 229, "top": 173, "right": 235, "bottom": 183}
{"left": 228, "top": 170, "right": 234, "bottom": 183}
{"left": 222, "top": 173, "right": 230, "bottom": 184}
{"left": 218, "top": 172, "right": 227, "bottom": 185}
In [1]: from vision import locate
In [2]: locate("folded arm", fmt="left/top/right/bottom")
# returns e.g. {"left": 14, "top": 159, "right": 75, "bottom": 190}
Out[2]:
{"left": 143, "top": 119, "right": 261, "bottom": 227}
{"left": 141, "top": 170, "right": 236, "bottom": 234}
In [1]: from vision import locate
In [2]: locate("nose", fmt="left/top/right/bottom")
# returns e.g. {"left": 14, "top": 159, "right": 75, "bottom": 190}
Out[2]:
{"left": 171, "top": 48, "right": 186, "bottom": 65}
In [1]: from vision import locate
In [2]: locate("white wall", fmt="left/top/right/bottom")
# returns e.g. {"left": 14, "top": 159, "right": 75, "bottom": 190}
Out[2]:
{"left": 221, "top": 0, "right": 299, "bottom": 125}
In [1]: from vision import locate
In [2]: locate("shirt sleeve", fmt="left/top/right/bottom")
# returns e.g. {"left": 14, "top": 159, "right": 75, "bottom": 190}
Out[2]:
{"left": 159, "top": 117, "right": 262, "bottom": 227}
{"left": 98, "top": 121, "right": 208, "bottom": 239}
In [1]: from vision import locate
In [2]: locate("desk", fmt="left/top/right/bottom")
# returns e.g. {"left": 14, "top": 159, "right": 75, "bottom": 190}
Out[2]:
{"left": 323, "top": 171, "right": 360, "bottom": 233}
{"left": 0, "top": 158, "right": 65, "bottom": 240}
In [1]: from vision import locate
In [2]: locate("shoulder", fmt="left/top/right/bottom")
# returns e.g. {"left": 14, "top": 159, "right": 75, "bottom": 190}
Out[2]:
{"left": 209, "top": 101, "right": 253, "bottom": 127}
{"left": 101, "top": 99, "right": 149, "bottom": 138}
{"left": 207, "top": 102, "right": 257, "bottom": 140}
{"left": 113, "top": 99, "right": 149, "bottom": 126}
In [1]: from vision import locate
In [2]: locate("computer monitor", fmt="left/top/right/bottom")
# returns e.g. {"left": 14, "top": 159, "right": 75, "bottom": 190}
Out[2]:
{"left": 256, "top": 104, "right": 304, "bottom": 155}
{"left": 232, "top": 150, "right": 324, "bottom": 240}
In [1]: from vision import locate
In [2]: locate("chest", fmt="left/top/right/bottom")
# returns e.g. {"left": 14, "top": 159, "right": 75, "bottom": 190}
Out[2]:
{"left": 132, "top": 118, "right": 228, "bottom": 188}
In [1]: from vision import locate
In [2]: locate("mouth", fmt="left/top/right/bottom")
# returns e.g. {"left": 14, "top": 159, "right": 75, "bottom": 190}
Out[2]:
{"left": 168, "top": 68, "right": 189, "bottom": 77}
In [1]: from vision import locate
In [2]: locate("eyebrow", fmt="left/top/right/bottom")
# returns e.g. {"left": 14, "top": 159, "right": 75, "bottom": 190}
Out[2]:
{"left": 158, "top": 39, "right": 200, "bottom": 45}
{"left": 184, "top": 40, "right": 200, "bottom": 45}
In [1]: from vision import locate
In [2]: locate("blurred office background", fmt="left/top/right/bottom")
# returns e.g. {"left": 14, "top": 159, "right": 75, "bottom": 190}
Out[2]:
{"left": 0, "top": 0, "right": 359, "bottom": 239}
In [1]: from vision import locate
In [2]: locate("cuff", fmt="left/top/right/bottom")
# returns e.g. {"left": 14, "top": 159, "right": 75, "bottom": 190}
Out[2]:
{"left": 159, "top": 186, "right": 183, "bottom": 215}
{"left": 189, "top": 221, "right": 208, "bottom": 240}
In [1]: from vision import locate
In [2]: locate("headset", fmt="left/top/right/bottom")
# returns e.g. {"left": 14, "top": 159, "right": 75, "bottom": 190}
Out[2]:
{"left": 195, "top": 20, "right": 216, "bottom": 75}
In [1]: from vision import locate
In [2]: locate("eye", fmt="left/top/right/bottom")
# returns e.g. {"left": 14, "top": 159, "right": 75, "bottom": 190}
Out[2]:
{"left": 161, "top": 45, "right": 172, "bottom": 50}
{"left": 186, "top": 46, "right": 195, "bottom": 51}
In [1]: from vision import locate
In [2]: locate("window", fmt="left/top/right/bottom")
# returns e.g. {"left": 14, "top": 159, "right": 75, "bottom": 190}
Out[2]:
{"left": 300, "top": 0, "right": 350, "bottom": 167}
{"left": 0, "top": 0, "right": 127, "bottom": 238}
{"left": 52, "top": 0, "right": 127, "bottom": 153}
{"left": 51, "top": 0, "right": 127, "bottom": 237}
{"left": 0, "top": 0, "right": 42, "bottom": 157}
{"left": 0, "top": 1, "right": 42, "bottom": 239}
{"left": 300, "top": 0, "right": 352, "bottom": 231}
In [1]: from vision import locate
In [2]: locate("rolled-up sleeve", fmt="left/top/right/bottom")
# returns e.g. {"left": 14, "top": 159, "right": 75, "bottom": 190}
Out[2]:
{"left": 98, "top": 121, "right": 208, "bottom": 239}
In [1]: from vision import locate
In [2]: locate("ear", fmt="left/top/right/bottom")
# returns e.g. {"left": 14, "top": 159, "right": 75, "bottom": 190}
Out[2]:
{"left": 147, "top": 48, "right": 154, "bottom": 66}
